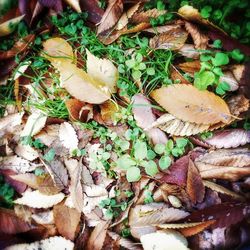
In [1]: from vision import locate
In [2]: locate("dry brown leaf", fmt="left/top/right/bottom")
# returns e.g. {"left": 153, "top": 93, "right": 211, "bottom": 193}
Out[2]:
{"left": 155, "top": 220, "right": 215, "bottom": 237}
{"left": 186, "top": 159, "right": 205, "bottom": 204}
{"left": 0, "top": 112, "right": 23, "bottom": 137}
{"left": 178, "top": 44, "right": 200, "bottom": 59}
{"left": 21, "top": 112, "right": 47, "bottom": 137}
{"left": 140, "top": 230, "right": 189, "bottom": 250}
{"left": 31, "top": 210, "right": 54, "bottom": 225}
{"left": 5, "top": 236, "right": 74, "bottom": 250}
{"left": 53, "top": 202, "right": 81, "bottom": 240}
{"left": 14, "top": 190, "right": 65, "bottom": 208}
{"left": 151, "top": 84, "right": 231, "bottom": 125}
{"left": 59, "top": 122, "right": 78, "bottom": 151}
{"left": 144, "top": 24, "right": 182, "bottom": 34}
{"left": 226, "top": 94, "right": 249, "bottom": 116}
{"left": 35, "top": 124, "right": 60, "bottom": 147}
{"left": 66, "top": 99, "right": 86, "bottom": 122}
{"left": 177, "top": 60, "right": 201, "bottom": 75}
{"left": 147, "top": 113, "right": 209, "bottom": 136}
{"left": 184, "top": 21, "right": 208, "bottom": 50}
{"left": 1, "top": 155, "right": 39, "bottom": 173}
{"left": 100, "top": 100, "right": 119, "bottom": 125}
{"left": 231, "top": 64, "right": 244, "bottom": 82}
{"left": 116, "top": 2, "right": 141, "bottom": 30}
{"left": 203, "top": 180, "right": 245, "bottom": 200}
{"left": 170, "top": 65, "right": 191, "bottom": 84}
{"left": 150, "top": 28, "right": 188, "bottom": 50}
{"left": 131, "top": 8, "right": 166, "bottom": 24}
{"left": 37, "top": 173, "right": 63, "bottom": 195}
{"left": 9, "top": 173, "right": 39, "bottom": 189}
{"left": 63, "top": 0, "right": 81, "bottom": 13}
{"left": 15, "top": 144, "right": 39, "bottom": 161}
{"left": 97, "top": 0, "right": 123, "bottom": 35}
{"left": 86, "top": 220, "right": 110, "bottom": 250}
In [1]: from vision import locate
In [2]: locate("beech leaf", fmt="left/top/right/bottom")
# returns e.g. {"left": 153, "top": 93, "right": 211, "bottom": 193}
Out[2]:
{"left": 14, "top": 190, "right": 65, "bottom": 208}
{"left": 151, "top": 84, "right": 231, "bottom": 125}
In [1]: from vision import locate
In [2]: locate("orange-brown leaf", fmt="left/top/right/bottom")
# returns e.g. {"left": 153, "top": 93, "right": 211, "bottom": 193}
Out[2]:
{"left": 151, "top": 84, "right": 231, "bottom": 125}
{"left": 131, "top": 8, "right": 166, "bottom": 24}
{"left": 53, "top": 202, "right": 81, "bottom": 241}
{"left": 170, "top": 66, "right": 191, "bottom": 84}
{"left": 177, "top": 60, "right": 201, "bottom": 75}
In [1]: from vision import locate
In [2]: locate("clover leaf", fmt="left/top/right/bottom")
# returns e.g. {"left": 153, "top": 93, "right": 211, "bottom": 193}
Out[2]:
{"left": 211, "top": 52, "right": 229, "bottom": 66}
{"left": 117, "top": 154, "right": 136, "bottom": 170}
{"left": 134, "top": 141, "right": 147, "bottom": 160}
{"left": 159, "top": 155, "right": 172, "bottom": 170}
{"left": 126, "top": 166, "right": 141, "bottom": 182}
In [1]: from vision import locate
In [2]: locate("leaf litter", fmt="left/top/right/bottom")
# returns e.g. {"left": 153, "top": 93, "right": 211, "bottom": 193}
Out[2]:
{"left": 0, "top": 1, "right": 250, "bottom": 250}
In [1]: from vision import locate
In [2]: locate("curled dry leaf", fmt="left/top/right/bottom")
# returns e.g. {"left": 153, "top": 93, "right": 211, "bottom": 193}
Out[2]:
{"left": 0, "top": 14, "right": 25, "bottom": 37}
{"left": 0, "top": 208, "right": 33, "bottom": 234}
{"left": 151, "top": 84, "right": 231, "bottom": 125}
{"left": 147, "top": 113, "right": 210, "bottom": 136}
{"left": 203, "top": 180, "right": 245, "bottom": 200}
{"left": 170, "top": 65, "right": 191, "bottom": 85}
{"left": 100, "top": 100, "right": 119, "bottom": 125}
{"left": 186, "top": 159, "right": 205, "bottom": 204}
{"left": 59, "top": 122, "right": 79, "bottom": 151}
{"left": 204, "top": 129, "right": 250, "bottom": 149}
{"left": 140, "top": 230, "right": 189, "bottom": 250}
{"left": 150, "top": 28, "right": 188, "bottom": 51}
{"left": 53, "top": 202, "right": 81, "bottom": 241}
{"left": 14, "top": 190, "right": 65, "bottom": 208}
{"left": 97, "top": 0, "right": 123, "bottom": 35}
{"left": 0, "top": 34, "right": 35, "bottom": 60}
{"left": 131, "top": 8, "right": 166, "bottom": 24}
{"left": 21, "top": 112, "right": 47, "bottom": 137}
{"left": 86, "top": 220, "right": 110, "bottom": 250}
{"left": 5, "top": 236, "right": 74, "bottom": 250}
{"left": 155, "top": 220, "right": 215, "bottom": 237}
{"left": 195, "top": 148, "right": 250, "bottom": 181}
{"left": 132, "top": 94, "right": 168, "bottom": 145}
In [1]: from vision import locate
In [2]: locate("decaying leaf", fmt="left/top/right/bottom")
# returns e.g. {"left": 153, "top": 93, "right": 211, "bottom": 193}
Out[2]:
{"left": 178, "top": 44, "right": 200, "bottom": 59}
{"left": 150, "top": 28, "right": 188, "bottom": 51}
{"left": 53, "top": 202, "right": 81, "bottom": 241}
{"left": 97, "top": 0, "right": 123, "bottom": 35}
{"left": 144, "top": 24, "right": 182, "bottom": 34}
{"left": 0, "top": 112, "right": 23, "bottom": 137}
{"left": 203, "top": 180, "right": 245, "bottom": 200}
{"left": 219, "top": 71, "right": 239, "bottom": 92}
{"left": 86, "top": 220, "right": 110, "bottom": 250}
{"left": 59, "top": 122, "right": 78, "bottom": 151}
{"left": 31, "top": 210, "right": 54, "bottom": 225}
{"left": 64, "top": 0, "right": 81, "bottom": 13}
{"left": 15, "top": 144, "right": 39, "bottom": 161}
{"left": 226, "top": 94, "right": 249, "bottom": 117}
{"left": 177, "top": 60, "right": 201, "bottom": 75}
{"left": 147, "top": 113, "right": 210, "bottom": 136}
{"left": 21, "top": 112, "right": 47, "bottom": 137}
{"left": 14, "top": 190, "right": 65, "bottom": 208}
{"left": 140, "top": 230, "right": 189, "bottom": 250}
{"left": 100, "top": 100, "right": 119, "bottom": 125}
{"left": 131, "top": 8, "right": 166, "bottom": 24}
{"left": 35, "top": 124, "right": 60, "bottom": 147}
{"left": 184, "top": 21, "right": 208, "bottom": 50}
{"left": 151, "top": 84, "right": 231, "bottom": 125}
{"left": 0, "top": 15, "right": 25, "bottom": 37}
{"left": 155, "top": 220, "right": 215, "bottom": 237}
{"left": 204, "top": 129, "right": 250, "bottom": 149}
{"left": 195, "top": 148, "right": 250, "bottom": 180}
{"left": 5, "top": 236, "right": 74, "bottom": 250}
{"left": 186, "top": 159, "right": 205, "bottom": 204}
{"left": 170, "top": 65, "right": 191, "bottom": 85}
{"left": 132, "top": 94, "right": 168, "bottom": 145}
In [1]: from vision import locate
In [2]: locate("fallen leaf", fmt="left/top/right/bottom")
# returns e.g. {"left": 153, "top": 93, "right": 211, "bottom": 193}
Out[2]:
{"left": 204, "top": 129, "right": 250, "bottom": 149}
{"left": 0, "top": 208, "right": 33, "bottom": 234}
{"left": 0, "top": 35, "right": 35, "bottom": 60}
{"left": 140, "top": 230, "right": 189, "bottom": 250}
{"left": 155, "top": 220, "right": 215, "bottom": 237}
{"left": 131, "top": 8, "right": 166, "bottom": 24}
{"left": 144, "top": 24, "right": 182, "bottom": 34}
{"left": 100, "top": 100, "right": 119, "bottom": 125}
{"left": 0, "top": 15, "right": 25, "bottom": 37}
{"left": 238, "top": 62, "right": 250, "bottom": 98}
{"left": 184, "top": 21, "right": 208, "bottom": 50}
{"left": 147, "top": 113, "right": 210, "bottom": 136}
{"left": 0, "top": 112, "right": 23, "bottom": 137}
{"left": 86, "top": 220, "right": 110, "bottom": 250}
{"left": 186, "top": 158, "right": 205, "bottom": 204}
{"left": 178, "top": 44, "right": 200, "bottom": 59}
{"left": 53, "top": 202, "right": 81, "bottom": 240}
{"left": 132, "top": 94, "right": 168, "bottom": 145}
{"left": 5, "top": 236, "right": 74, "bottom": 250}
{"left": 21, "top": 112, "right": 47, "bottom": 137}
{"left": 203, "top": 180, "right": 245, "bottom": 200}
{"left": 177, "top": 60, "right": 201, "bottom": 75}
{"left": 9, "top": 173, "right": 39, "bottom": 190}
{"left": 63, "top": 0, "right": 81, "bottom": 13}
{"left": 219, "top": 71, "right": 239, "bottom": 92}
{"left": 97, "top": 0, "right": 123, "bottom": 35}
{"left": 151, "top": 84, "right": 231, "bottom": 125}
{"left": 59, "top": 122, "right": 79, "bottom": 151}
{"left": 86, "top": 49, "right": 118, "bottom": 93}
{"left": 226, "top": 94, "right": 249, "bottom": 117}
{"left": 31, "top": 210, "right": 54, "bottom": 225}
{"left": 14, "top": 190, "right": 65, "bottom": 208}
{"left": 35, "top": 124, "right": 60, "bottom": 147}
{"left": 15, "top": 144, "right": 39, "bottom": 161}
{"left": 150, "top": 28, "right": 188, "bottom": 51}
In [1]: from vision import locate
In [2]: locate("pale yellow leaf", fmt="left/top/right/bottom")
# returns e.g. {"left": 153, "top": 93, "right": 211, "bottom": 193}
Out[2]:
{"left": 14, "top": 190, "right": 65, "bottom": 208}
{"left": 140, "top": 230, "right": 189, "bottom": 250}
{"left": 86, "top": 49, "right": 118, "bottom": 93}
{"left": 21, "top": 112, "right": 47, "bottom": 137}
{"left": 63, "top": 0, "right": 81, "bottom": 13}
{"left": 151, "top": 84, "right": 231, "bottom": 125}
{"left": 59, "top": 122, "right": 78, "bottom": 151}
{"left": 147, "top": 113, "right": 209, "bottom": 136}
{"left": 0, "top": 15, "right": 25, "bottom": 37}
{"left": 4, "top": 236, "right": 74, "bottom": 250}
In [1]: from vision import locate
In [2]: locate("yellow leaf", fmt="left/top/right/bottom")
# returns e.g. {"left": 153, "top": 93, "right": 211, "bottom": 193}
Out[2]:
{"left": 14, "top": 190, "right": 65, "bottom": 208}
{"left": 0, "top": 15, "right": 25, "bottom": 37}
{"left": 86, "top": 49, "right": 118, "bottom": 93}
{"left": 151, "top": 84, "right": 231, "bottom": 125}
